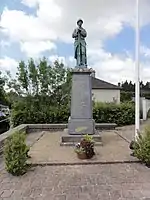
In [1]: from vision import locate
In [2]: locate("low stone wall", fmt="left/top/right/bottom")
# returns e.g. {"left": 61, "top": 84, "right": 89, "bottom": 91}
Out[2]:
{"left": 27, "top": 124, "right": 68, "bottom": 133}
{"left": 27, "top": 123, "right": 116, "bottom": 133}
{"left": 0, "top": 123, "right": 117, "bottom": 154}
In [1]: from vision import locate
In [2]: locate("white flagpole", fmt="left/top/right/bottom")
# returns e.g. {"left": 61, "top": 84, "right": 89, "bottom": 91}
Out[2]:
{"left": 135, "top": 0, "right": 140, "bottom": 141}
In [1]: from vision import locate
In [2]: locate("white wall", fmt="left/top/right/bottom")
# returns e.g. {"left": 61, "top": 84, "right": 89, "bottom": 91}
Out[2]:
{"left": 142, "top": 98, "right": 150, "bottom": 120}
{"left": 92, "top": 89, "right": 120, "bottom": 104}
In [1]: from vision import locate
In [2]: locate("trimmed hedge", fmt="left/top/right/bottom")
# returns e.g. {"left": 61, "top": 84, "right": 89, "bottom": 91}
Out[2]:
{"left": 11, "top": 99, "right": 135, "bottom": 127}
{"left": 11, "top": 99, "right": 69, "bottom": 127}
{"left": 120, "top": 91, "right": 133, "bottom": 102}
{"left": 93, "top": 102, "right": 135, "bottom": 126}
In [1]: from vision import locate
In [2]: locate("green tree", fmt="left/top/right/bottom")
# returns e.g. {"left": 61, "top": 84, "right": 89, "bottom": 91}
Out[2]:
{"left": 16, "top": 61, "right": 29, "bottom": 94}
{"left": 5, "top": 58, "right": 72, "bottom": 108}
{"left": 49, "top": 60, "right": 72, "bottom": 106}
{"left": 28, "top": 58, "right": 39, "bottom": 95}
{"left": 0, "top": 71, "right": 8, "bottom": 105}
{"left": 6, "top": 71, "right": 22, "bottom": 96}
{"left": 38, "top": 57, "right": 49, "bottom": 96}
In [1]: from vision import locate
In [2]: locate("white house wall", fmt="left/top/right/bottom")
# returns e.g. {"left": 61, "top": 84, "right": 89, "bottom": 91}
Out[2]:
{"left": 92, "top": 89, "right": 120, "bottom": 104}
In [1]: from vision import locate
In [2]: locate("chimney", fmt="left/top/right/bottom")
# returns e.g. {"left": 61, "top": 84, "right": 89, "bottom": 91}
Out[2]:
{"left": 91, "top": 70, "right": 96, "bottom": 78}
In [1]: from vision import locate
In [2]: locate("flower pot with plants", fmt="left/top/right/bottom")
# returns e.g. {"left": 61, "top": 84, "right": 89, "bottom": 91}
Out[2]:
{"left": 75, "top": 147, "right": 87, "bottom": 159}
{"left": 75, "top": 134, "right": 95, "bottom": 159}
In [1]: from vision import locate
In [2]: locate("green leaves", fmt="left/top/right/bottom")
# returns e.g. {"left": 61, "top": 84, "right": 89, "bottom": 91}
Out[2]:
{"left": 11, "top": 100, "right": 70, "bottom": 127}
{"left": 5, "top": 58, "right": 72, "bottom": 108}
{"left": 17, "top": 61, "right": 29, "bottom": 93}
{"left": 133, "top": 126, "right": 150, "bottom": 165}
{"left": 0, "top": 71, "right": 8, "bottom": 105}
{"left": 12, "top": 100, "right": 135, "bottom": 127}
{"left": 93, "top": 102, "right": 135, "bottom": 126}
{"left": 4, "top": 131, "right": 29, "bottom": 176}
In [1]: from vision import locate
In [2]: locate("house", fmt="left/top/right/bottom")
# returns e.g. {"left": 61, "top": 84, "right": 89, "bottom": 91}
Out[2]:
{"left": 91, "top": 76, "right": 121, "bottom": 104}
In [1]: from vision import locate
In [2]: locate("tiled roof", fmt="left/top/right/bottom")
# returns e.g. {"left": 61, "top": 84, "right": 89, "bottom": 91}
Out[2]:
{"left": 92, "top": 77, "right": 121, "bottom": 90}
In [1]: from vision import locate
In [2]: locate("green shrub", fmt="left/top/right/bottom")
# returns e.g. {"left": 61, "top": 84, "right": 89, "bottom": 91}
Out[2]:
{"left": 120, "top": 91, "right": 133, "bottom": 102}
{"left": 4, "top": 131, "right": 29, "bottom": 176}
{"left": 12, "top": 99, "right": 135, "bottom": 127}
{"left": 11, "top": 100, "right": 69, "bottom": 127}
{"left": 133, "top": 126, "right": 150, "bottom": 166}
{"left": 93, "top": 102, "right": 135, "bottom": 126}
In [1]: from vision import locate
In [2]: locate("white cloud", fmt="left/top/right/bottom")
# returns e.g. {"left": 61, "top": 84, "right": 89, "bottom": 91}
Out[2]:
{"left": 49, "top": 55, "right": 67, "bottom": 65}
{"left": 21, "top": 0, "right": 38, "bottom": 8}
{"left": 49, "top": 55, "right": 75, "bottom": 67}
{"left": 0, "top": 40, "right": 10, "bottom": 48}
{"left": 51, "top": 49, "right": 150, "bottom": 84}
{"left": 1, "top": 0, "right": 150, "bottom": 84}
{"left": 140, "top": 46, "right": 150, "bottom": 58}
{"left": 0, "top": 56, "right": 18, "bottom": 74}
{"left": 2, "top": 0, "right": 149, "bottom": 46}
{"left": 20, "top": 41, "right": 56, "bottom": 57}
{"left": 89, "top": 46, "right": 150, "bottom": 84}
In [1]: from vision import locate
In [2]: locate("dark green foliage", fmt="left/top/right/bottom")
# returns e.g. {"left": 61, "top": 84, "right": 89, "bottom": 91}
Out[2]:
{"left": 2, "top": 58, "right": 136, "bottom": 127}
{"left": 5, "top": 58, "right": 72, "bottom": 108}
{"left": 120, "top": 91, "right": 133, "bottom": 102}
{"left": 133, "top": 126, "right": 150, "bottom": 166}
{"left": 0, "top": 71, "right": 9, "bottom": 106}
{"left": 4, "top": 131, "right": 29, "bottom": 176}
{"left": 119, "top": 80, "right": 150, "bottom": 92}
{"left": 11, "top": 97, "right": 70, "bottom": 127}
{"left": 93, "top": 102, "right": 135, "bottom": 126}
{"left": 12, "top": 100, "right": 135, "bottom": 127}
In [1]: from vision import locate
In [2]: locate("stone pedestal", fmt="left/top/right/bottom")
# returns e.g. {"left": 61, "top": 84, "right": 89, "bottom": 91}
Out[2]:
{"left": 68, "top": 68, "right": 95, "bottom": 135}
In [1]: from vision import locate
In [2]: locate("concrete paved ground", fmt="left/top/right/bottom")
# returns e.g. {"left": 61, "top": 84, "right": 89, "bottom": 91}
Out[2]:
{"left": 0, "top": 120, "right": 150, "bottom": 200}
{"left": 1, "top": 163, "right": 150, "bottom": 200}
{"left": 28, "top": 130, "right": 138, "bottom": 165}
{"left": 28, "top": 120, "right": 150, "bottom": 166}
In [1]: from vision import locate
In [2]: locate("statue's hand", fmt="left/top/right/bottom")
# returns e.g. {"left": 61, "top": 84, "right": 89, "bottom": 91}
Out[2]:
{"left": 78, "top": 28, "right": 81, "bottom": 33}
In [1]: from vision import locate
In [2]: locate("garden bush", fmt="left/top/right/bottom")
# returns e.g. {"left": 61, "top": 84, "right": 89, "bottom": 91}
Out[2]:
{"left": 120, "top": 91, "right": 133, "bottom": 102}
{"left": 11, "top": 99, "right": 135, "bottom": 127}
{"left": 11, "top": 99, "right": 69, "bottom": 127}
{"left": 133, "top": 126, "right": 150, "bottom": 166}
{"left": 93, "top": 102, "right": 135, "bottom": 126}
{"left": 4, "top": 131, "right": 29, "bottom": 176}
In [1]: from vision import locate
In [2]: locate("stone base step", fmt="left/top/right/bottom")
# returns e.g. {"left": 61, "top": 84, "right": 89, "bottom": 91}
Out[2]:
{"left": 60, "top": 134, "right": 102, "bottom": 146}
{"left": 60, "top": 142, "right": 103, "bottom": 146}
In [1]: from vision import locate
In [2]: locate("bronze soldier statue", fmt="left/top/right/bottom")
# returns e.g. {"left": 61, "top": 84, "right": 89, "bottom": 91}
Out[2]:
{"left": 72, "top": 19, "right": 87, "bottom": 67}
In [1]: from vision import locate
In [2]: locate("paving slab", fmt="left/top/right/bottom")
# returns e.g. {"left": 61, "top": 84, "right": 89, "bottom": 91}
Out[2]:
{"left": 0, "top": 122, "right": 150, "bottom": 199}
{"left": 0, "top": 163, "right": 150, "bottom": 200}
{"left": 28, "top": 130, "right": 138, "bottom": 165}
{"left": 116, "top": 119, "right": 150, "bottom": 142}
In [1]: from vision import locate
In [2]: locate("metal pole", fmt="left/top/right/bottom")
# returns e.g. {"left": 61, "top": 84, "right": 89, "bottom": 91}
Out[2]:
{"left": 135, "top": 0, "right": 140, "bottom": 141}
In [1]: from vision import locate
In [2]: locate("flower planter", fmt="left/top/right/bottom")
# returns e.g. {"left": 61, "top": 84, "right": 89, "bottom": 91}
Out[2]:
{"left": 75, "top": 134, "right": 95, "bottom": 160}
{"left": 77, "top": 152, "right": 87, "bottom": 159}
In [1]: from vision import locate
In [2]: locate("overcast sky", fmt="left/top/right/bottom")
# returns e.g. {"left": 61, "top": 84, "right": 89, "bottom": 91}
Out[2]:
{"left": 1, "top": 0, "right": 150, "bottom": 84}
